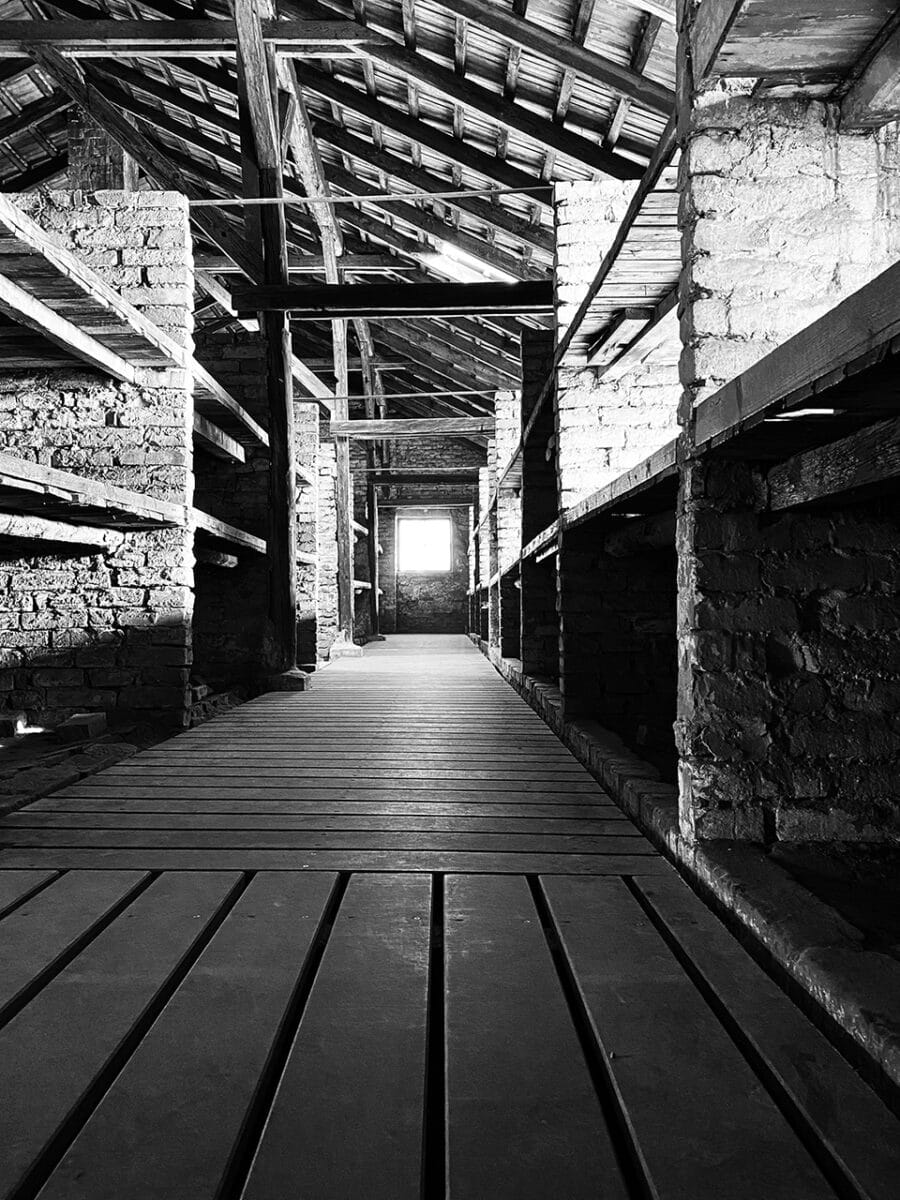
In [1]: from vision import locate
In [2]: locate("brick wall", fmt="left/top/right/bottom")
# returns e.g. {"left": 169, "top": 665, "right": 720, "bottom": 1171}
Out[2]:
{"left": 0, "top": 192, "right": 194, "bottom": 729}
{"left": 679, "top": 90, "right": 900, "bottom": 414}
{"left": 677, "top": 460, "right": 900, "bottom": 842}
{"left": 494, "top": 388, "right": 522, "bottom": 573}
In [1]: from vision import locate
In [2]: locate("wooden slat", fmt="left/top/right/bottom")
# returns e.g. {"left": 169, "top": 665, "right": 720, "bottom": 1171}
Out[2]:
{"left": 444, "top": 874, "right": 629, "bottom": 1199}
{"left": 242, "top": 874, "right": 430, "bottom": 1198}
{"left": 0, "top": 871, "right": 240, "bottom": 1197}
{"left": 542, "top": 876, "right": 832, "bottom": 1199}
{"left": 232, "top": 280, "right": 554, "bottom": 318}
{"left": 35, "top": 872, "right": 337, "bottom": 1200}
{"left": 330, "top": 417, "right": 494, "bottom": 438}
{"left": 0, "top": 869, "right": 148, "bottom": 1017}
{"left": 0, "top": 868, "right": 57, "bottom": 916}
{"left": 0, "top": 849, "right": 673, "bottom": 874}
{"left": 190, "top": 507, "right": 266, "bottom": 554}
{"left": 766, "top": 413, "right": 900, "bottom": 510}
{"left": 635, "top": 873, "right": 900, "bottom": 1200}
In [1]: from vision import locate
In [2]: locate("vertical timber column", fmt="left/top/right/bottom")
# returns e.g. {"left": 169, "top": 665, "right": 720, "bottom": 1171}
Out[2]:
{"left": 519, "top": 331, "right": 559, "bottom": 680}
{"left": 235, "top": 0, "right": 303, "bottom": 683}
{"left": 67, "top": 108, "right": 138, "bottom": 192}
{"left": 676, "top": 5, "right": 900, "bottom": 842}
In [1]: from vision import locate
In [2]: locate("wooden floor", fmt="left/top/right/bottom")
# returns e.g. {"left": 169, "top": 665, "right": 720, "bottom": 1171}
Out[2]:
{"left": 0, "top": 634, "right": 897, "bottom": 1198}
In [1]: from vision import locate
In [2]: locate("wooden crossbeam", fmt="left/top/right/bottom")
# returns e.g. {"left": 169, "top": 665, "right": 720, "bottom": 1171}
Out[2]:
{"left": 767, "top": 415, "right": 900, "bottom": 511}
{"left": 191, "top": 507, "right": 266, "bottom": 554}
{"left": 0, "top": 19, "right": 381, "bottom": 56}
{"left": 586, "top": 307, "right": 653, "bottom": 368}
{"left": 232, "top": 281, "right": 553, "bottom": 318}
{"left": 330, "top": 418, "right": 494, "bottom": 439}
{"left": 192, "top": 414, "right": 247, "bottom": 464}
{"left": 426, "top": 0, "right": 674, "bottom": 113}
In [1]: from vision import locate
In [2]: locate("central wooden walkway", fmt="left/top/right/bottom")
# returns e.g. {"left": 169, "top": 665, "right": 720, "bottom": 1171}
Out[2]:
{"left": 0, "top": 635, "right": 898, "bottom": 1199}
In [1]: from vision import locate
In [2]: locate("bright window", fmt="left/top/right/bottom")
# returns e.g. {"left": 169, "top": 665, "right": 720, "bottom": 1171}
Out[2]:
{"left": 397, "top": 517, "right": 453, "bottom": 573}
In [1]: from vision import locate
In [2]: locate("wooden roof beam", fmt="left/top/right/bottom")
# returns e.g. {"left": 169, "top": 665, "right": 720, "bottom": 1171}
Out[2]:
{"left": 314, "top": 120, "right": 553, "bottom": 255}
{"left": 0, "top": 19, "right": 383, "bottom": 57}
{"left": 29, "top": 48, "right": 263, "bottom": 282}
{"left": 297, "top": 66, "right": 553, "bottom": 206}
{"left": 234, "top": 280, "right": 552, "bottom": 320}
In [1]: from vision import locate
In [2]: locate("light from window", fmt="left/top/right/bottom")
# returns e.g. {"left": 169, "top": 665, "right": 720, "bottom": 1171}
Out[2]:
{"left": 397, "top": 517, "right": 453, "bottom": 572}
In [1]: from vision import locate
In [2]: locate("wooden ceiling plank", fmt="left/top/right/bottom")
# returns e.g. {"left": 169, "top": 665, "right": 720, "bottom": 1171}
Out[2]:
{"left": 425, "top": 0, "right": 673, "bottom": 114}
{"left": 28, "top": 47, "right": 263, "bottom": 282}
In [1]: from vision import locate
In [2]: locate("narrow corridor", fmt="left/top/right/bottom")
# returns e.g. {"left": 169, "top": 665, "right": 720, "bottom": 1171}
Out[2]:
{"left": 0, "top": 637, "right": 897, "bottom": 1198}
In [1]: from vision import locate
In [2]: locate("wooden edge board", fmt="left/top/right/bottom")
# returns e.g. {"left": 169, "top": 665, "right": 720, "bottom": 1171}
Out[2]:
{"left": 192, "top": 413, "right": 246, "bottom": 463}
{"left": 562, "top": 439, "right": 679, "bottom": 532}
{"left": 190, "top": 507, "right": 266, "bottom": 554}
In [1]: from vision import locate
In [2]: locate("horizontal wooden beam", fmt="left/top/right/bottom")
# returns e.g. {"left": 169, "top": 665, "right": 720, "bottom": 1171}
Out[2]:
{"left": 767, "top": 414, "right": 900, "bottom": 511}
{"left": 586, "top": 307, "right": 654, "bottom": 368}
{"left": 0, "top": 511, "right": 121, "bottom": 549}
{"left": 192, "top": 413, "right": 247, "bottom": 463}
{"left": 191, "top": 508, "right": 266, "bottom": 554}
{"left": 0, "top": 19, "right": 381, "bottom": 56}
{"left": 426, "top": 0, "right": 674, "bottom": 113}
{"left": 0, "top": 449, "right": 185, "bottom": 529}
{"left": 195, "top": 252, "right": 414, "bottom": 274}
{"left": 233, "top": 281, "right": 553, "bottom": 318}
{"left": 331, "top": 417, "right": 494, "bottom": 439}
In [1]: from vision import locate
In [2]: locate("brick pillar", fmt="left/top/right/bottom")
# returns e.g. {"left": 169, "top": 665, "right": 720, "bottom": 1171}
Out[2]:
{"left": 554, "top": 182, "right": 681, "bottom": 511}
{"left": 316, "top": 417, "right": 340, "bottom": 659}
{"left": 1, "top": 192, "right": 194, "bottom": 729}
{"left": 67, "top": 109, "right": 138, "bottom": 192}
{"left": 295, "top": 403, "right": 319, "bottom": 668}
{"left": 676, "top": 27, "right": 900, "bottom": 841}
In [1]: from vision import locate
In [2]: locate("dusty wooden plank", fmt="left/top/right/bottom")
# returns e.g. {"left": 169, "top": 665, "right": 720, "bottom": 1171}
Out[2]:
{"left": 842, "top": 15, "right": 900, "bottom": 127}
{"left": 192, "top": 413, "right": 246, "bottom": 463}
{"left": 0, "top": 848, "right": 673, "bottom": 874}
{"left": 331, "top": 417, "right": 494, "bottom": 439}
{"left": 542, "top": 876, "right": 832, "bottom": 1199}
{"left": 635, "top": 873, "right": 900, "bottom": 1200}
{"left": 0, "top": 871, "right": 240, "bottom": 1197}
{"left": 242, "top": 874, "right": 430, "bottom": 1199}
{"left": 37, "top": 872, "right": 337, "bottom": 1200}
{"left": 444, "top": 874, "right": 629, "bottom": 1199}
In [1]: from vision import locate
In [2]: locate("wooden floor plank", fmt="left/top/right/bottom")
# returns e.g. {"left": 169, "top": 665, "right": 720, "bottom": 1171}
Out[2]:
{"left": 47, "top": 784, "right": 611, "bottom": 802}
{"left": 0, "top": 868, "right": 57, "bottom": 916}
{"left": 242, "top": 874, "right": 431, "bottom": 1199}
{"left": 0, "top": 871, "right": 240, "bottom": 1196}
{"left": 0, "top": 869, "right": 148, "bottom": 1017}
{"left": 444, "top": 874, "right": 629, "bottom": 1200}
{"left": 36, "top": 872, "right": 337, "bottom": 1200}
{"left": 541, "top": 876, "right": 831, "bottom": 1199}
{"left": 634, "top": 874, "right": 900, "bottom": 1200}
{"left": 3, "top": 812, "right": 638, "bottom": 835}
{"left": 0, "top": 828, "right": 655, "bottom": 853}
{"left": 28, "top": 800, "right": 623, "bottom": 818}
{"left": 0, "top": 848, "right": 674, "bottom": 874}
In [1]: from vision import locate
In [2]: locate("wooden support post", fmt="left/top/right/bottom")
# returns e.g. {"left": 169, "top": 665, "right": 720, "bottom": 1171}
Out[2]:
{"left": 361, "top": 349, "right": 384, "bottom": 640}
{"left": 234, "top": 0, "right": 304, "bottom": 685}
